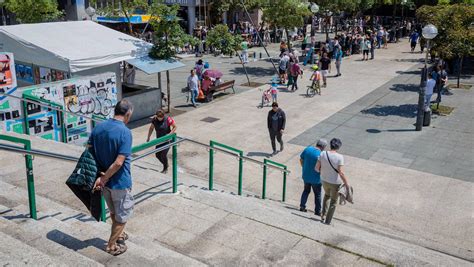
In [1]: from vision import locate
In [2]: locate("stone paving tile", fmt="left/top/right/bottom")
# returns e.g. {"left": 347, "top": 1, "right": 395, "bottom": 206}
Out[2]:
{"left": 290, "top": 64, "right": 474, "bottom": 182}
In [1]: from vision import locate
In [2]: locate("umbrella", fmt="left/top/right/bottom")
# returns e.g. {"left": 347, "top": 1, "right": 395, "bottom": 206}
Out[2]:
{"left": 204, "top": 69, "right": 223, "bottom": 79}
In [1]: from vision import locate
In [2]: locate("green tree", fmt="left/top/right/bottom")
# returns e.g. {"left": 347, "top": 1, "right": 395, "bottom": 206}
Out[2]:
{"left": 1, "top": 0, "right": 63, "bottom": 23}
{"left": 147, "top": 2, "right": 197, "bottom": 112}
{"left": 262, "top": 0, "right": 311, "bottom": 40}
{"left": 206, "top": 24, "right": 243, "bottom": 56}
{"left": 417, "top": 4, "right": 474, "bottom": 87}
{"left": 90, "top": 0, "right": 149, "bottom": 34}
{"left": 148, "top": 3, "right": 197, "bottom": 59}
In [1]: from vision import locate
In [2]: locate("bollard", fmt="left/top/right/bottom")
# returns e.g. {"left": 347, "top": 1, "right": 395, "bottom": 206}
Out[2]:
{"left": 260, "top": 52, "right": 262, "bottom": 59}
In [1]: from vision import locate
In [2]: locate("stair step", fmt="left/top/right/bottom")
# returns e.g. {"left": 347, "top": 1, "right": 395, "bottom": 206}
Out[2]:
{"left": 0, "top": 181, "right": 207, "bottom": 266}
{"left": 0, "top": 230, "right": 63, "bottom": 266}
{"left": 0, "top": 204, "right": 103, "bottom": 266}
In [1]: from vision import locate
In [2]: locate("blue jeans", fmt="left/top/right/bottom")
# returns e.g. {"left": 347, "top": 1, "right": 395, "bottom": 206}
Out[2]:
{"left": 424, "top": 93, "right": 432, "bottom": 108}
{"left": 377, "top": 36, "right": 382, "bottom": 48}
{"left": 300, "top": 183, "right": 322, "bottom": 215}
{"left": 191, "top": 90, "right": 198, "bottom": 105}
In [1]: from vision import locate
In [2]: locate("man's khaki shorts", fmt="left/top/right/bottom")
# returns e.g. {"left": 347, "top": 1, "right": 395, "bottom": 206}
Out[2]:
{"left": 103, "top": 187, "right": 134, "bottom": 224}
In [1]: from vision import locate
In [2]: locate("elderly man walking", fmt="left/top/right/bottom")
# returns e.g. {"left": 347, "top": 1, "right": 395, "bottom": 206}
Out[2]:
{"left": 299, "top": 139, "right": 328, "bottom": 216}
{"left": 91, "top": 99, "right": 134, "bottom": 256}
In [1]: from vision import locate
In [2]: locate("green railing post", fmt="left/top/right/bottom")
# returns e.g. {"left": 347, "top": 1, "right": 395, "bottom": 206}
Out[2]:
{"left": 0, "top": 135, "right": 37, "bottom": 220}
{"left": 262, "top": 159, "right": 267, "bottom": 199}
{"left": 260, "top": 159, "right": 288, "bottom": 202}
{"left": 24, "top": 141, "right": 37, "bottom": 219}
{"left": 100, "top": 196, "right": 106, "bottom": 222}
{"left": 282, "top": 166, "right": 287, "bottom": 202}
{"left": 238, "top": 152, "right": 243, "bottom": 196}
{"left": 209, "top": 140, "right": 244, "bottom": 195}
{"left": 208, "top": 141, "right": 214, "bottom": 191}
{"left": 172, "top": 135, "right": 178, "bottom": 193}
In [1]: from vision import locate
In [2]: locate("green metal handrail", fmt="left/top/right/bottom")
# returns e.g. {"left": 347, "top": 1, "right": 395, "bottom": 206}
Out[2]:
{"left": 209, "top": 140, "right": 244, "bottom": 195}
{"left": 132, "top": 133, "right": 178, "bottom": 193}
{"left": 262, "top": 159, "right": 288, "bottom": 202}
{"left": 0, "top": 134, "right": 37, "bottom": 219}
{"left": 0, "top": 132, "right": 290, "bottom": 222}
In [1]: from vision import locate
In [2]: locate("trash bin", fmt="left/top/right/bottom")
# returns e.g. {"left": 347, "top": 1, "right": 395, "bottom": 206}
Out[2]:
{"left": 423, "top": 107, "right": 431, "bottom": 127}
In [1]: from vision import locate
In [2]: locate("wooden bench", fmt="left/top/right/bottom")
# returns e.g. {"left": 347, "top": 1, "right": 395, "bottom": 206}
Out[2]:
{"left": 209, "top": 80, "right": 236, "bottom": 94}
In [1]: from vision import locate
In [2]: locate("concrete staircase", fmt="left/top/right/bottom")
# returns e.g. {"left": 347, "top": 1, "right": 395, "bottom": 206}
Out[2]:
{"left": 0, "top": 133, "right": 472, "bottom": 266}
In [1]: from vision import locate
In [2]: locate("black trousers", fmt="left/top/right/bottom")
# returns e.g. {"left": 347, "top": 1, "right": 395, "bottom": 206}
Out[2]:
{"left": 269, "top": 130, "right": 283, "bottom": 152}
{"left": 155, "top": 144, "right": 170, "bottom": 170}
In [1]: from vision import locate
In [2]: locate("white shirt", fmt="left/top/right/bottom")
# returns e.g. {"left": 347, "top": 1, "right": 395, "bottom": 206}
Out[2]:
{"left": 318, "top": 151, "right": 344, "bottom": 184}
{"left": 187, "top": 75, "right": 199, "bottom": 92}
{"left": 426, "top": 78, "right": 436, "bottom": 95}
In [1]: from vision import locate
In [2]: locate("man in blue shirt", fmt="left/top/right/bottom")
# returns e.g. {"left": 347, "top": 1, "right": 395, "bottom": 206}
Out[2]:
{"left": 91, "top": 99, "right": 133, "bottom": 256}
{"left": 299, "top": 139, "right": 327, "bottom": 215}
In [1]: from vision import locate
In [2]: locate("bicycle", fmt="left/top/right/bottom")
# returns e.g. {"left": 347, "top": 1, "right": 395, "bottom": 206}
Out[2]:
{"left": 306, "top": 79, "right": 321, "bottom": 97}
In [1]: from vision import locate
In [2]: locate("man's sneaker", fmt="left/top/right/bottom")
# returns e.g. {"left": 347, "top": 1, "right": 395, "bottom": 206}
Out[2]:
{"left": 299, "top": 207, "right": 307, "bottom": 212}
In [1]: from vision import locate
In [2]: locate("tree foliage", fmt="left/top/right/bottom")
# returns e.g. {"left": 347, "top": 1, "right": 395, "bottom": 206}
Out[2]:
{"left": 90, "top": 0, "right": 149, "bottom": 34}
{"left": 262, "top": 0, "right": 311, "bottom": 30}
{"left": 212, "top": 0, "right": 264, "bottom": 14}
{"left": 416, "top": 4, "right": 474, "bottom": 60}
{"left": 206, "top": 24, "right": 243, "bottom": 56}
{"left": 1, "top": 0, "right": 63, "bottom": 23}
{"left": 148, "top": 3, "right": 197, "bottom": 60}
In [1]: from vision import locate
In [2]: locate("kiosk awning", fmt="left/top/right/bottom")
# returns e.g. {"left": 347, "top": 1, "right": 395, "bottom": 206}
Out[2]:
{"left": 126, "top": 56, "right": 185, "bottom": 75}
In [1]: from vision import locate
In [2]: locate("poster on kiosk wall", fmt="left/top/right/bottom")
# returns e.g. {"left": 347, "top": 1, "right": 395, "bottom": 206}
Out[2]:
{"left": 0, "top": 52, "right": 24, "bottom": 134}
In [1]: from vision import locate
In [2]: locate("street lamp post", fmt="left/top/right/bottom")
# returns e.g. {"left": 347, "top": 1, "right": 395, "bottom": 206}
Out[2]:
{"left": 85, "top": 6, "right": 96, "bottom": 21}
{"left": 310, "top": 3, "right": 319, "bottom": 37}
{"left": 415, "top": 24, "right": 438, "bottom": 131}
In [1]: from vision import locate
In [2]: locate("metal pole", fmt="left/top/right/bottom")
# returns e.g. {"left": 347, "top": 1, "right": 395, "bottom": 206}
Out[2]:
{"left": 208, "top": 141, "right": 214, "bottom": 191}
{"left": 262, "top": 159, "right": 267, "bottom": 199}
{"left": 100, "top": 196, "right": 106, "bottom": 222}
{"left": 240, "top": 0, "right": 279, "bottom": 76}
{"left": 172, "top": 135, "right": 178, "bottom": 193}
{"left": 416, "top": 39, "right": 429, "bottom": 131}
{"left": 238, "top": 151, "right": 243, "bottom": 196}
{"left": 24, "top": 141, "right": 37, "bottom": 220}
{"left": 282, "top": 166, "right": 287, "bottom": 202}
{"left": 235, "top": 50, "right": 251, "bottom": 86}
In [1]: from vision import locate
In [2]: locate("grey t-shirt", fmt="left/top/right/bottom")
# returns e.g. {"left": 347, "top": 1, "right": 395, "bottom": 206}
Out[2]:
{"left": 319, "top": 151, "right": 344, "bottom": 184}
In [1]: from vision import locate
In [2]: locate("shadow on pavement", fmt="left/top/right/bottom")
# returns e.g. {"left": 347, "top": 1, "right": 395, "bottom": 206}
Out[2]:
{"left": 229, "top": 66, "right": 275, "bottom": 76}
{"left": 389, "top": 83, "right": 419, "bottom": 92}
{"left": 396, "top": 70, "right": 421, "bottom": 75}
{"left": 361, "top": 104, "right": 418, "bottom": 118}
{"left": 247, "top": 151, "right": 272, "bottom": 158}
{"left": 366, "top": 128, "right": 416, "bottom": 134}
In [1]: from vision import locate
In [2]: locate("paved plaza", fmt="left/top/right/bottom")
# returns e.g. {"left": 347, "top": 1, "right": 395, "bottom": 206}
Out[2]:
{"left": 1, "top": 35, "right": 472, "bottom": 265}
{"left": 289, "top": 63, "right": 474, "bottom": 181}
{"left": 131, "top": 39, "right": 474, "bottom": 261}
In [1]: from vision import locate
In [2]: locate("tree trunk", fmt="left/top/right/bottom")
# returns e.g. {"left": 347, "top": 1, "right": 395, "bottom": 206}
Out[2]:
{"left": 166, "top": 70, "right": 171, "bottom": 113}
{"left": 120, "top": 0, "right": 133, "bottom": 35}
{"left": 457, "top": 56, "right": 463, "bottom": 88}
